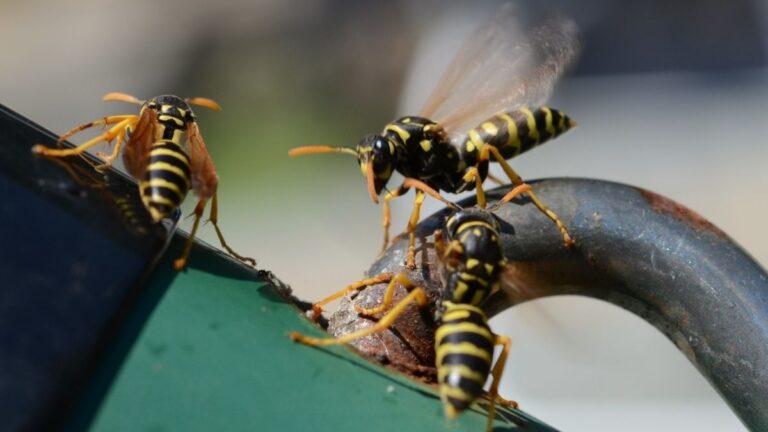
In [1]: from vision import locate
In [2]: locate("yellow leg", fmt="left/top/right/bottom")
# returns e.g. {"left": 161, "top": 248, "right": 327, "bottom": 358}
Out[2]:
{"left": 484, "top": 334, "right": 516, "bottom": 432}
{"left": 484, "top": 145, "right": 574, "bottom": 248}
{"left": 382, "top": 178, "right": 458, "bottom": 260}
{"left": 395, "top": 178, "right": 460, "bottom": 267}
{"left": 309, "top": 273, "right": 394, "bottom": 321}
{"left": 381, "top": 184, "right": 410, "bottom": 253}
{"left": 94, "top": 127, "right": 128, "bottom": 172}
{"left": 57, "top": 114, "right": 136, "bottom": 143}
{"left": 462, "top": 167, "right": 486, "bottom": 208}
{"left": 494, "top": 394, "right": 519, "bottom": 409}
{"left": 32, "top": 117, "right": 137, "bottom": 158}
{"left": 401, "top": 178, "right": 457, "bottom": 209}
{"left": 354, "top": 272, "right": 416, "bottom": 316}
{"left": 208, "top": 192, "right": 257, "bottom": 267}
{"left": 406, "top": 190, "right": 426, "bottom": 269}
{"left": 494, "top": 184, "right": 532, "bottom": 206}
{"left": 174, "top": 199, "right": 207, "bottom": 270}
{"left": 290, "top": 286, "right": 429, "bottom": 347}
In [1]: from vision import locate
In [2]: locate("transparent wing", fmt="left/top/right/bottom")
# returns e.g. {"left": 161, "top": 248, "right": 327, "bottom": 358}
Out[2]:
{"left": 187, "top": 121, "right": 219, "bottom": 199}
{"left": 122, "top": 107, "right": 156, "bottom": 179}
{"left": 419, "top": 1, "right": 580, "bottom": 135}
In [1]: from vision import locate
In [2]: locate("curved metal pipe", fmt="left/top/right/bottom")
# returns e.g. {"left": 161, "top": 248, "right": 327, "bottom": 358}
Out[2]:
{"left": 329, "top": 178, "right": 768, "bottom": 430}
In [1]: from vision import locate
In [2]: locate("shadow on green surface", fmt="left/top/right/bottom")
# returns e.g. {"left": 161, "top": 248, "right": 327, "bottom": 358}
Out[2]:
{"left": 65, "top": 235, "right": 268, "bottom": 431}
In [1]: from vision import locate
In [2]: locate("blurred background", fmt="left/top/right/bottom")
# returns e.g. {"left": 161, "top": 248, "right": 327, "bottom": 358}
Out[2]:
{"left": 2, "top": 0, "right": 766, "bottom": 430}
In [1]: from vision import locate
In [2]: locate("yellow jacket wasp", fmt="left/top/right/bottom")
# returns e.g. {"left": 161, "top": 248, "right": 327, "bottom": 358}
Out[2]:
{"left": 32, "top": 93, "right": 256, "bottom": 270}
{"left": 289, "top": 3, "right": 580, "bottom": 268}
{"left": 290, "top": 200, "right": 531, "bottom": 431}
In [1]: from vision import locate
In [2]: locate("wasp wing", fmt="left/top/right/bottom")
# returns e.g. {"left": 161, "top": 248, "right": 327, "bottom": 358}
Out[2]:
{"left": 419, "top": 2, "right": 580, "bottom": 137}
{"left": 122, "top": 106, "right": 157, "bottom": 179}
{"left": 187, "top": 121, "right": 219, "bottom": 200}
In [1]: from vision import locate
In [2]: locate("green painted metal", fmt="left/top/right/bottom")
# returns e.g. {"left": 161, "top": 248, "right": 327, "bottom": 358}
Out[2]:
{"left": 77, "top": 236, "right": 556, "bottom": 432}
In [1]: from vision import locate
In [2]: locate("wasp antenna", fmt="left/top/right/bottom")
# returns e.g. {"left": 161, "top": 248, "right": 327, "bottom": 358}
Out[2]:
{"left": 288, "top": 146, "right": 357, "bottom": 157}
{"left": 186, "top": 97, "right": 222, "bottom": 112}
{"left": 102, "top": 92, "right": 144, "bottom": 104}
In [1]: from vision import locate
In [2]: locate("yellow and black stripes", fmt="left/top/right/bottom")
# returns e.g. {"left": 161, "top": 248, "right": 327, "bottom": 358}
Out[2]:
{"left": 140, "top": 140, "right": 192, "bottom": 222}
{"left": 436, "top": 302, "right": 495, "bottom": 417}
{"left": 443, "top": 210, "right": 505, "bottom": 305}
{"left": 462, "top": 106, "right": 574, "bottom": 163}
{"left": 432, "top": 209, "right": 508, "bottom": 418}
{"left": 137, "top": 99, "right": 195, "bottom": 222}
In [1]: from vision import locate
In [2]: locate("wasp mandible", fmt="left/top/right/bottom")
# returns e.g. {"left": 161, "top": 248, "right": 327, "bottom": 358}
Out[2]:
{"left": 290, "top": 3, "right": 580, "bottom": 269}
{"left": 32, "top": 93, "right": 256, "bottom": 270}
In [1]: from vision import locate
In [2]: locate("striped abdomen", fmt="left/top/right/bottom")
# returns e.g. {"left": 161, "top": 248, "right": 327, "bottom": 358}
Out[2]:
{"left": 445, "top": 216, "right": 504, "bottom": 306}
{"left": 462, "top": 107, "right": 575, "bottom": 162}
{"left": 140, "top": 141, "right": 191, "bottom": 221}
{"left": 435, "top": 302, "right": 495, "bottom": 418}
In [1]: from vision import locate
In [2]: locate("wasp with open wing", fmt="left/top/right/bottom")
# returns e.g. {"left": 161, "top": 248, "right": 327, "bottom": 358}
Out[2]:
{"left": 32, "top": 93, "right": 256, "bottom": 270}
{"left": 290, "top": 3, "right": 580, "bottom": 268}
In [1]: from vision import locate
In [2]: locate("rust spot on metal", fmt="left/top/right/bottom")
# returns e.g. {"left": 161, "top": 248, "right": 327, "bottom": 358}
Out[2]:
{"left": 639, "top": 189, "right": 727, "bottom": 238}
{"left": 327, "top": 242, "right": 443, "bottom": 381}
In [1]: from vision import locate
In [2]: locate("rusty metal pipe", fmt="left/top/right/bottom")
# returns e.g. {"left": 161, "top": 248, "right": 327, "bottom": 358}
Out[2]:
{"left": 329, "top": 178, "right": 768, "bottom": 431}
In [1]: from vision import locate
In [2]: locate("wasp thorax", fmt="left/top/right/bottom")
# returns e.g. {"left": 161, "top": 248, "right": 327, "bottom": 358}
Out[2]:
{"left": 357, "top": 134, "right": 397, "bottom": 196}
{"left": 445, "top": 209, "right": 500, "bottom": 239}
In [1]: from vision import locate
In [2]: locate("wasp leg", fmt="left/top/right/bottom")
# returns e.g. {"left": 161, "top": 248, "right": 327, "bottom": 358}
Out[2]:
{"left": 483, "top": 334, "right": 516, "bottom": 432}
{"left": 309, "top": 273, "right": 394, "bottom": 321}
{"left": 483, "top": 145, "right": 574, "bottom": 248}
{"left": 381, "top": 184, "right": 410, "bottom": 253}
{"left": 57, "top": 114, "right": 136, "bottom": 143}
{"left": 462, "top": 167, "right": 487, "bottom": 208}
{"left": 405, "top": 190, "right": 426, "bottom": 269}
{"left": 493, "top": 394, "right": 519, "bottom": 409}
{"left": 208, "top": 192, "right": 257, "bottom": 267}
{"left": 496, "top": 184, "right": 532, "bottom": 205}
{"left": 399, "top": 178, "right": 459, "bottom": 269}
{"left": 354, "top": 272, "right": 416, "bottom": 316}
{"left": 94, "top": 127, "right": 128, "bottom": 172}
{"left": 32, "top": 117, "right": 137, "bottom": 158}
{"left": 290, "top": 286, "right": 429, "bottom": 347}
{"left": 401, "top": 178, "right": 457, "bottom": 209}
{"left": 174, "top": 198, "right": 207, "bottom": 271}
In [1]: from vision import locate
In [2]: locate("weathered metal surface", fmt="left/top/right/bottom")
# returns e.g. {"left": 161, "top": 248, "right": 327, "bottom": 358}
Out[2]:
{"left": 329, "top": 178, "right": 768, "bottom": 431}
{"left": 0, "top": 104, "right": 178, "bottom": 431}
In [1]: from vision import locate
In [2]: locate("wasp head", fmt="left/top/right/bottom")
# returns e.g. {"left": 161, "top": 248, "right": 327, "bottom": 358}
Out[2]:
{"left": 145, "top": 95, "right": 195, "bottom": 122}
{"left": 356, "top": 134, "right": 397, "bottom": 204}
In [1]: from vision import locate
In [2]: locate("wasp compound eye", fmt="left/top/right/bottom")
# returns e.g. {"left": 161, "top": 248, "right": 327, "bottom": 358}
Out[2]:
{"left": 357, "top": 134, "right": 394, "bottom": 196}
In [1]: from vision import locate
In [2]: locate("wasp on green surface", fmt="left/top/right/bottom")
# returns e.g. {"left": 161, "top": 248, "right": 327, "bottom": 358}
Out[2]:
{"left": 32, "top": 92, "right": 256, "bottom": 270}
{"left": 289, "top": 3, "right": 580, "bottom": 269}
{"left": 291, "top": 193, "right": 532, "bottom": 430}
